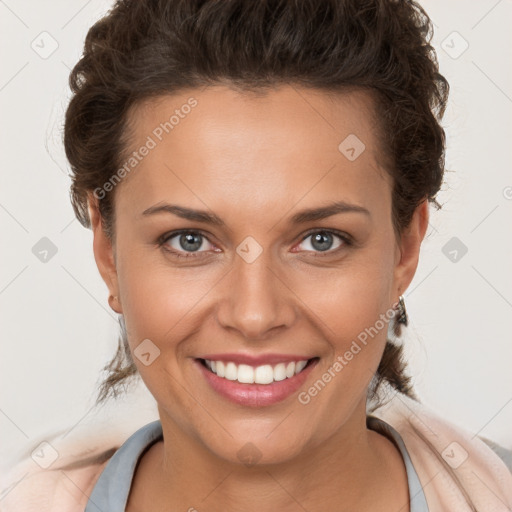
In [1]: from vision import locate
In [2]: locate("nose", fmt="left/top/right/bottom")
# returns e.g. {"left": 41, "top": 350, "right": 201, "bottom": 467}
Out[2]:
{"left": 215, "top": 247, "right": 297, "bottom": 340}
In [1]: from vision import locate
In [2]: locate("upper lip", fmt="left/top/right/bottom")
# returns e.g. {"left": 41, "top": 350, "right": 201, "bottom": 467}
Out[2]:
{"left": 198, "top": 353, "right": 316, "bottom": 366}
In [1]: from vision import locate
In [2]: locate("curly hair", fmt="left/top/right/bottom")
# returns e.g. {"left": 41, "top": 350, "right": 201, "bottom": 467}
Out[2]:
{"left": 63, "top": 0, "right": 449, "bottom": 404}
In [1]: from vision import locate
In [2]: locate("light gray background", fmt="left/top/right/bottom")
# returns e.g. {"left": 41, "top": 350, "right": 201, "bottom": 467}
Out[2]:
{"left": 1, "top": 0, "right": 511, "bottom": 469}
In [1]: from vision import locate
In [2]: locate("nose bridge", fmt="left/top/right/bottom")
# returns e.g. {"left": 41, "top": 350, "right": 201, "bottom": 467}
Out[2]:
{"left": 216, "top": 243, "right": 295, "bottom": 339}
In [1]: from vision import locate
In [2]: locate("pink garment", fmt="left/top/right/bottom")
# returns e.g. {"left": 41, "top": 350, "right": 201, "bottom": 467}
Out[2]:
{"left": 2, "top": 392, "right": 511, "bottom": 511}
{"left": 371, "top": 393, "right": 512, "bottom": 511}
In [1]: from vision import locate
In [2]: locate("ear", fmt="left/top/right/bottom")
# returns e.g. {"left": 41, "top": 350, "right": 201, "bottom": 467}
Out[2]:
{"left": 392, "top": 199, "right": 429, "bottom": 299}
{"left": 87, "top": 192, "right": 122, "bottom": 314}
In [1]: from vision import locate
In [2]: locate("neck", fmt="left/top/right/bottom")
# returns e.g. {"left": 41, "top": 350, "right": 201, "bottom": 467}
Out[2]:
{"left": 127, "top": 400, "right": 409, "bottom": 512}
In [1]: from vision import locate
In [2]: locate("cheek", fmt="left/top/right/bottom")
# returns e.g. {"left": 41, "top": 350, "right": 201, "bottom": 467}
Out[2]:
{"left": 115, "top": 252, "right": 208, "bottom": 413}
{"left": 116, "top": 236, "right": 217, "bottom": 343}
{"left": 294, "top": 246, "right": 395, "bottom": 347}
{"left": 293, "top": 241, "right": 396, "bottom": 396}
{"left": 291, "top": 260, "right": 396, "bottom": 433}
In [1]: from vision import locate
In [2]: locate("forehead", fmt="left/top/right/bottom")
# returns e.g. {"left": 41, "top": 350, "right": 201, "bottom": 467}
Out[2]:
{"left": 116, "top": 85, "right": 391, "bottom": 220}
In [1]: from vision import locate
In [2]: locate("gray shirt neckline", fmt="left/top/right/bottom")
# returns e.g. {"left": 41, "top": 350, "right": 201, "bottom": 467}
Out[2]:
{"left": 85, "top": 417, "right": 428, "bottom": 512}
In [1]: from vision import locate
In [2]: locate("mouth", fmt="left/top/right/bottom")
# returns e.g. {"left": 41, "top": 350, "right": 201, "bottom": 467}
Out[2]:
{"left": 197, "top": 357, "right": 318, "bottom": 384}
{"left": 194, "top": 356, "right": 320, "bottom": 407}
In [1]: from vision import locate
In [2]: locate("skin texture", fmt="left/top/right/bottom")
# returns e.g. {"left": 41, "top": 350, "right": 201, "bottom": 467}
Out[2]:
{"left": 88, "top": 85, "right": 429, "bottom": 511}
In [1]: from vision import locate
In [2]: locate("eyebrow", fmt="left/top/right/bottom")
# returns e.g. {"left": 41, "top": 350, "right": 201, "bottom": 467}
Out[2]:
{"left": 141, "top": 200, "right": 370, "bottom": 226}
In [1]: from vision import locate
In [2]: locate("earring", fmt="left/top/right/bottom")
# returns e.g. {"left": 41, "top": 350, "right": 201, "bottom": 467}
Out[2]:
{"left": 393, "top": 295, "right": 408, "bottom": 337}
{"left": 396, "top": 295, "right": 408, "bottom": 326}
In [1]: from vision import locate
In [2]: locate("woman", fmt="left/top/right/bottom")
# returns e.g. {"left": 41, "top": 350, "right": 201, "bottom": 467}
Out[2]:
{"left": 3, "top": 0, "right": 511, "bottom": 510}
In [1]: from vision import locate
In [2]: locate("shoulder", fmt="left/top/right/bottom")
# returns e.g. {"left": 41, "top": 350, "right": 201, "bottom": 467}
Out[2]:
{"left": 1, "top": 418, "right": 162, "bottom": 512}
{"left": 1, "top": 451, "right": 114, "bottom": 512}
{"left": 377, "top": 392, "right": 512, "bottom": 467}
{"left": 0, "top": 423, "right": 124, "bottom": 512}
{"left": 371, "top": 391, "right": 512, "bottom": 509}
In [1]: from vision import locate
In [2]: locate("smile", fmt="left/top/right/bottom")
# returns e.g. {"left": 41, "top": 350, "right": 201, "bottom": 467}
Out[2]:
{"left": 202, "top": 359, "right": 311, "bottom": 385}
{"left": 195, "top": 357, "right": 320, "bottom": 407}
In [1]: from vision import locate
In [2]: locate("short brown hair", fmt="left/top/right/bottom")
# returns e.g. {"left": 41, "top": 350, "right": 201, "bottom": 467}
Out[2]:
{"left": 63, "top": 0, "right": 449, "bottom": 404}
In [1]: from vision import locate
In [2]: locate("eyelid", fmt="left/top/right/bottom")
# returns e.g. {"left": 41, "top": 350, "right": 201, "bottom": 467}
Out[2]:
{"left": 157, "top": 229, "right": 218, "bottom": 258}
{"left": 299, "top": 227, "right": 352, "bottom": 243}
{"left": 158, "top": 228, "right": 353, "bottom": 258}
{"left": 293, "top": 228, "right": 353, "bottom": 254}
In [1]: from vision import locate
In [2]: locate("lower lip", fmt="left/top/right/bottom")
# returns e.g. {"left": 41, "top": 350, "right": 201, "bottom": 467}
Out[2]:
{"left": 195, "top": 358, "right": 319, "bottom": 407}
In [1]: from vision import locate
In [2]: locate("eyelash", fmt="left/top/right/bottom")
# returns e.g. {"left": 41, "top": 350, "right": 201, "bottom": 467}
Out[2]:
{"left": 157, "top": 229, "right": 353, "bottom": 259}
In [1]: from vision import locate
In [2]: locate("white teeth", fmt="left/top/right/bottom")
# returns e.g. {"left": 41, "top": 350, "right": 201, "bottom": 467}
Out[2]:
{"left": 295, "top": 360, "right": 308, "bottom": 374}
{"left": 225, "top": 362, "right": 238, "bottom": 381}
{"left": 254, "top": 365, "right": 274, "bottom": 384}
{"left": 216, "top": 361, "right": 225, "bottom": 378}
{"left": 237, "top": 364, "right": 255, "bottom": 384}
{"left": 285, "top": 362, "right": 295, "bottom": 378}
{"left": 204, "top": 359, "right": 311, "bottom": 384}
{"left": 273, "top": 363, "right": 287, "bottom": 381}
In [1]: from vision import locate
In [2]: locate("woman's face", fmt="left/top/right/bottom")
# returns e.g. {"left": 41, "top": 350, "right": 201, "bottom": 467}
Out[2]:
{"left": 91, "top": 85, "right": 426, "bottom": 465}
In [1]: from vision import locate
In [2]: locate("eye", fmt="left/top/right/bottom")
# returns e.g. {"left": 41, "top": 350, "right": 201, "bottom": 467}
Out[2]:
{"left": 158, "top": 228, "right": 352, "bottom": 260}
{"left": 295, "top": 229, "right": 352, "bottom": 254}
{"left": 158, "top": 230, "right": 216, "bottom": 258}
